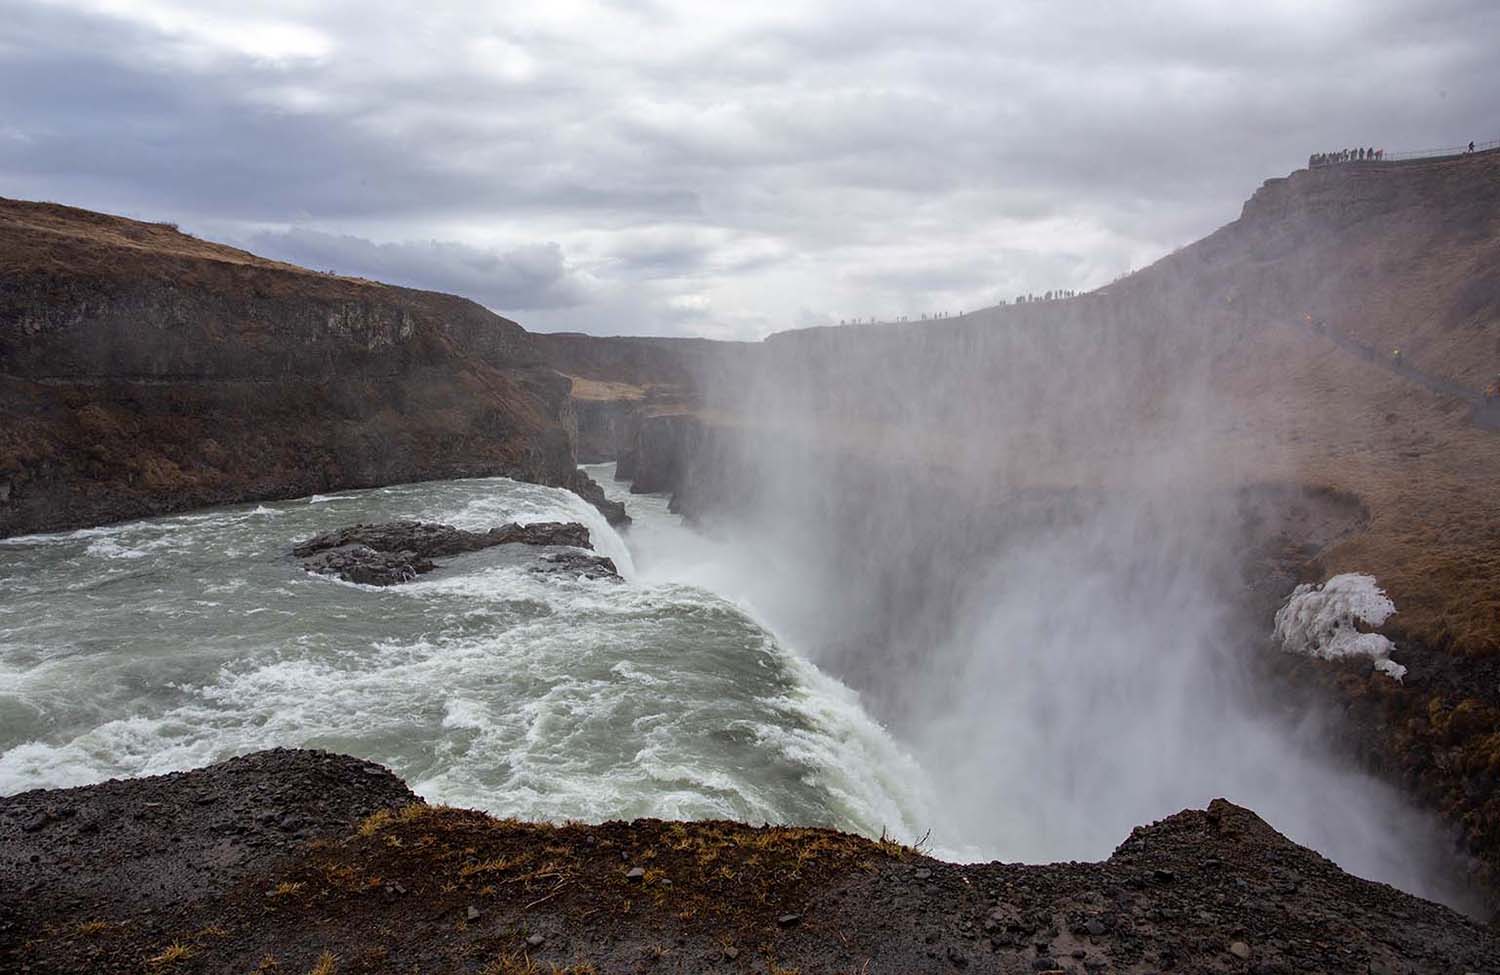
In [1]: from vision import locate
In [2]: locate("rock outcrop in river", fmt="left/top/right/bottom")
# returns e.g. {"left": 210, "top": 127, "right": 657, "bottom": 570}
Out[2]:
{"left": 1, "top": 749, "right": 1492, "bottom": 974}
{"left": 294, "top": 520, "right": 617, "bottom": 584}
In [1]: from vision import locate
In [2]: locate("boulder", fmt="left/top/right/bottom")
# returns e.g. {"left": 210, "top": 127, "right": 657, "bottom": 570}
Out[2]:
{"left": 294, "top": 520, "right": 600, "bottom": 585}
{"left": 532, "top": 551, "right": 620, "bottom": 581}
{"left": 299, "top": 544, "right": 436, "bottom": 586}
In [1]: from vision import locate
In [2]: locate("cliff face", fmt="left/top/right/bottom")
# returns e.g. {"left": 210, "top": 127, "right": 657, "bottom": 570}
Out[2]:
{"left": 614, "top": 412, "right": 706, "bottom": 495}
{"left": 572, "top": 396, "right": 643, "bottom": 463}
{"left": 636, "top": 150, "right": 1500, "bottom": 651}
{"left": 0, "top": 198, "right": 601, "bottom": 536}
{"left": 531, "top": 331, "right": 753, "bottom": 394}
{"left": 532, "top": 332, "right": 760, "bottom": 488}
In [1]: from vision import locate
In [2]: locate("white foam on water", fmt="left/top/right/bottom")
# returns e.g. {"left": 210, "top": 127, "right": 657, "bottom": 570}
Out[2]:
{"left": 755, "top": 650, "right": 936, "bottom": 842}
{"left": 430, "top": 478, "right": 638, "bottom": 580}
{"left": 0, "top": 524, "right": 119, "bottom": 547}
{"left": 0, "top": 714, "right": 224, "bottom": 791}
{"left": 85, "top": 537, "right": 149, "bottom": 560}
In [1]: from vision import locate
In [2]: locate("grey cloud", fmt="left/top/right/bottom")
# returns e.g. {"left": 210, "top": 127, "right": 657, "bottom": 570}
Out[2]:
{"left": 2, "top": 0, "right": 1496, "bottom": 338}
{"left": 0, "top": 4, "right": 700, "bottom": 225}
{"left": 245, "top": 229, "right": 596, "bottom": 312}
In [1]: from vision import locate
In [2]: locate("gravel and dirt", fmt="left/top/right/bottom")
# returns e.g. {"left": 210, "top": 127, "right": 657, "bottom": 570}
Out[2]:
{"left": 2, "top": 750, "right": 1493, "bottom": 974}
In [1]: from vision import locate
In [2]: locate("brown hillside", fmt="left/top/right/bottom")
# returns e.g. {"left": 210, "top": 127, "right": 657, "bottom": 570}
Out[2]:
{"left": 738, "top": 150, "right": 1500, "bottom": 656}
{"left": 0, "top": 197, "right": 588, "bottom": 536}
{"left": 1184, "top": 151, "right": 1500, "bottom": 654}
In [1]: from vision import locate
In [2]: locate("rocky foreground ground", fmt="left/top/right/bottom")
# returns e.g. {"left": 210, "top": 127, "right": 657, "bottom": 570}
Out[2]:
{"left": 1, "top": 751, "right": 1492, "bottom": 974}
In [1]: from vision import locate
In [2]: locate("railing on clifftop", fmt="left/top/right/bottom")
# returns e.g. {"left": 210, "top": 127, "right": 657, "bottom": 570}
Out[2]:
{"left": 1382, "top": 138, "right": 1500, "bottom": 161}
{"left": 1311, "top": 138, "right": 1499, "bottom": 168}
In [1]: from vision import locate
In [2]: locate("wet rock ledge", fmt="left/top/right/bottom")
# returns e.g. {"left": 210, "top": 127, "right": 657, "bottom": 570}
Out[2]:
{"left": 2, "top": 749, "right": 1493, "bottom": 974}
{"left": 293, "top": 520, "right": 618, "bottom": 585}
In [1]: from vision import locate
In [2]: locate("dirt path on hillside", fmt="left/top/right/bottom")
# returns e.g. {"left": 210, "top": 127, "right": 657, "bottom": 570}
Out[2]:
{"left": 1296, "top": 317, "right": 1500, "bottom": 430}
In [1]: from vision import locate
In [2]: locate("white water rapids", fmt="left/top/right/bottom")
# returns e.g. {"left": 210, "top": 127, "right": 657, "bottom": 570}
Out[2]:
{"left": 0, "top": 465, "right": 933, "bottom": 840}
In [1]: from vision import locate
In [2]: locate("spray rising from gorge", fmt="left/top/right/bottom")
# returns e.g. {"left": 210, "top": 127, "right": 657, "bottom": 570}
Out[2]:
{"left": 3, "top": 296, "right": 1474, "bottom": 912}
{"left": 635, "top": 280, "right": 1483, "bottom": 912}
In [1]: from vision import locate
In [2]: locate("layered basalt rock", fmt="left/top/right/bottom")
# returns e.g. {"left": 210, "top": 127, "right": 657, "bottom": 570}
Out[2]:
{"left": 614, "top": 412, "right": 706, "bottom": 495}
{"left": 0, "top": 197, "right": 615, "bottom": 536}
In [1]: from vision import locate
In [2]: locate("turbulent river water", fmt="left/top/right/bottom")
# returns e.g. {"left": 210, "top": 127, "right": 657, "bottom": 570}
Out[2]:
{"left": 0, "top": 465, "right": 934, "bottom": 840}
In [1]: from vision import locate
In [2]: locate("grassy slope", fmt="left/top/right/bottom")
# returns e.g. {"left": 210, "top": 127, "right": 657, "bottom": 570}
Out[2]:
{"left": 0, "top": 198, "right": 367, "bottom": 285}
{"left": 1204, "top": 154, "right": 1500, "bottom": 654}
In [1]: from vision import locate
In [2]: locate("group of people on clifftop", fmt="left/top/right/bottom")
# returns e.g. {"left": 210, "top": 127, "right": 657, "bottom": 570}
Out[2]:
{"left": 1310, "top": 147, "right": 1384, "bottom": 167}
{"left": 839, "top": 290, "right": 1084, "bottom": 326}
{"left": 1015, "top": 290, "right": 1076, "bottom": 303}
{"left": 1310, "top": 140, "right": 1484, "bottom": 169}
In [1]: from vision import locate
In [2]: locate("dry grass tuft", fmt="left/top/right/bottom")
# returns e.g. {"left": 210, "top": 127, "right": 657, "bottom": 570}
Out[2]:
{"left": 481, "top": 954, "right": 597, "bottom": 975}
{"left": 147, "top": 942, "right": 194, "bottom": 965}
{"left": 243, "top": 805, "right": 912, "bottom": 952}
{"left": 567, "top": 376, "right": 648, "bottom": 402}
{"left": 358, "top": 803, "right": 439, "bottom": 837}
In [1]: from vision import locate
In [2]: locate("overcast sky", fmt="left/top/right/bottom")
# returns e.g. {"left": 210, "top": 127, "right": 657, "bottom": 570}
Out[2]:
{"left": 2, "top": 1, "right": 1496, "bottom": 339}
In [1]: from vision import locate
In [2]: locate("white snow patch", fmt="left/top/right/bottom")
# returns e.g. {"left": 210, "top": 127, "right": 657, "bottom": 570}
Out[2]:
{"left": 1374, "top": 658, "right": 1408, "bottom": 682}
{"left": 1273, "top": 573, "right": 1405, "bottom": 681}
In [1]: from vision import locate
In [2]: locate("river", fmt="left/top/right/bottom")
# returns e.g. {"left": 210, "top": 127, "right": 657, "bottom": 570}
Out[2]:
{"left": 0, "top": 465, "right": 933, "bottom": 842}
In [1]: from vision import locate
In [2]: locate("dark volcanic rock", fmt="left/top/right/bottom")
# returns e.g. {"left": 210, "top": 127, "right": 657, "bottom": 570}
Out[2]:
{"left": 299, "top": 544, "right": 437, "bottom": 586}
{"left": 533, "top": 550, "right": 620, "bottom": 581}
{"left": 293, "top": 520, "right": 592, "bottom": 560}
{"left": 617, "top": 412, "right": 704, "bottom": 495}
{"left": 2, "top": 754, "right": 1493, "bottom": 975}
{"left": 293, "top": 519, "right": 597, "bottom": 585}
{"left": 0, "top": 749, "right": 415, "bottom": 917}
{"left": 572, "top": 396, "right": 646, "bottom": 464}
{"left": 564, "top": 467, "right": 630, "bottom": 525}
